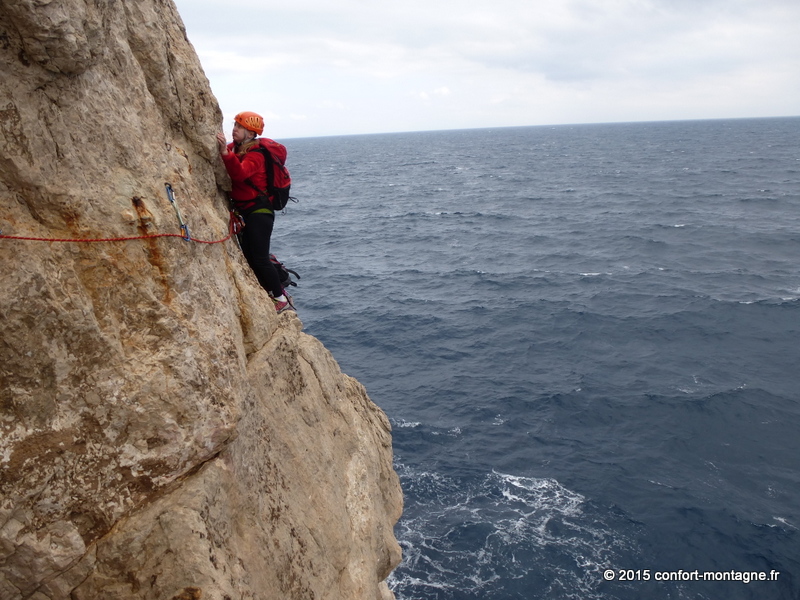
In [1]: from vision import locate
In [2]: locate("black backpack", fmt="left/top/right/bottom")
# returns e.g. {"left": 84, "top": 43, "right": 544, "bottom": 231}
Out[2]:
{"left": 270, "top": 254, "right": 300, "bottom": 288}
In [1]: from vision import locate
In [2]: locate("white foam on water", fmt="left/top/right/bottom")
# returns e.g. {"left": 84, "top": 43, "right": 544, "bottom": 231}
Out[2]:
{"left": 772, "top": 516, "right": 798, "bottom": 530}
{"left": 389, "top": 465, "right": 638, "bottom": 599}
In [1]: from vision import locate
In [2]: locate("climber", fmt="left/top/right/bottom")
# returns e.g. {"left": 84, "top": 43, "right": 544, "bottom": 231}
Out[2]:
{"left": 216, "top": 111, "right": 295, "bottom": 314}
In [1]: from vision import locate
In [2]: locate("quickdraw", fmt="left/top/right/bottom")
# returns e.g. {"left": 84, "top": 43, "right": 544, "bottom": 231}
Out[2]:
{"left": 164, "top": 183, "right": 190, "bottom": 241}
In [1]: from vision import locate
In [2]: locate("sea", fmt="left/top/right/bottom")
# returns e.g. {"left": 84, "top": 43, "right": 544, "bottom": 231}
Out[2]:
{"left": 275, "top": 117, "right": 800, "bottom": 600}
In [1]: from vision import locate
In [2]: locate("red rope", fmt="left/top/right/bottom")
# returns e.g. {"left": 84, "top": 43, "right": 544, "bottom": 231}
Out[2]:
{"left": 0, "top": 212, "right": 240, "bottom": 245}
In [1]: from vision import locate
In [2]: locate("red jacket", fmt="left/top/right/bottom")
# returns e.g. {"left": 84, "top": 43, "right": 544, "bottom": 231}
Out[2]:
{"left": 221, "top": 143, "right": 268, "bottom": 209}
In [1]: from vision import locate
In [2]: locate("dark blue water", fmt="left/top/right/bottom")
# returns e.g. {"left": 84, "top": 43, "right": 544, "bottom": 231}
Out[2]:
{"left": 276, "top": 117, "right": 800, "bottom": 600}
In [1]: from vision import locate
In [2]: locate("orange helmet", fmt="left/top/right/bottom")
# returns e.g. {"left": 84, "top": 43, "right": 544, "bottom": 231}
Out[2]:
{"left": 234, "top": 111, "right": 264, "bottom": 135}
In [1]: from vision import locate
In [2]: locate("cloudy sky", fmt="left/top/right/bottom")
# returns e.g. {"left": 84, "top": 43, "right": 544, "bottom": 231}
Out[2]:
{"left": 172, "top": 0, "right": 799, "bottom": 139}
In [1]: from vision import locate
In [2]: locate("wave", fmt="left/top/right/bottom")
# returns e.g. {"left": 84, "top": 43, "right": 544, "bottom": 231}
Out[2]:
{"left": 389, "top": 464, "right": 640, "bottom": 600}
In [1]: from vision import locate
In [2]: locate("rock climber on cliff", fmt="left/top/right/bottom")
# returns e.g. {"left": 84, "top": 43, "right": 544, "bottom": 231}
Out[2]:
{"left": 216, "top": 111, "right": 295, "bottom": 314}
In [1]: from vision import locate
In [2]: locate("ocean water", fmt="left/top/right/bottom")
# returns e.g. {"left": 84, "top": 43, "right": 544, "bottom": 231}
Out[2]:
{"left": 276, "top": 117, "right": 800, "bottom": 600}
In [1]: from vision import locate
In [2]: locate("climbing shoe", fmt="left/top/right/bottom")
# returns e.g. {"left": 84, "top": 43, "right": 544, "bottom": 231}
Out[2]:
{"left": 273, "top": 298, "right": 296, "bottom": 314}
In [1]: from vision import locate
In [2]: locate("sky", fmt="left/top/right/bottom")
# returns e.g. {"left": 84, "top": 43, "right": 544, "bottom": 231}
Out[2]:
{"left": 172, "top": 0, "right": 800, "bottom": 139}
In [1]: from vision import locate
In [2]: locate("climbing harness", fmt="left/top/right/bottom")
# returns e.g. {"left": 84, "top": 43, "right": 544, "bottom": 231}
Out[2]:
{"left": 230, "top": 209, "right": 245, "bottom": 235}
{"left": 0, "top": 184, "right": 238, "bottom": 246}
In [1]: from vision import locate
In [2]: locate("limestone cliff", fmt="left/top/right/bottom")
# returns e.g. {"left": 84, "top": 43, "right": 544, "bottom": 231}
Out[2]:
{"left": 0, "top": 1, "right": 402, "bottom": 598}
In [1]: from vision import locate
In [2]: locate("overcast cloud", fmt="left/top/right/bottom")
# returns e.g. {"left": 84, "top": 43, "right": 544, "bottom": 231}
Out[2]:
{"left": 172, "top": 0, "right": 800, "bottom": 139}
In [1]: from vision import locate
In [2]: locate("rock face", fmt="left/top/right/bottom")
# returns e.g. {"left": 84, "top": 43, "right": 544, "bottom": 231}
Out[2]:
{"left": 0, "top": 1, "right": 402, "bottom": 599}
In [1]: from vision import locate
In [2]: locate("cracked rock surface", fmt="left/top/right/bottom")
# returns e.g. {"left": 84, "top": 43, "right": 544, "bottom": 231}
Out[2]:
{"left": 0, "top": 1, "right": 402, "bottom": 598}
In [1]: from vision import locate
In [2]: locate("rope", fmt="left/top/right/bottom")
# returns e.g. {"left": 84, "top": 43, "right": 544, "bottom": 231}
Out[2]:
{"left": 0, "top": 211, "right": 242, "bottom": 246}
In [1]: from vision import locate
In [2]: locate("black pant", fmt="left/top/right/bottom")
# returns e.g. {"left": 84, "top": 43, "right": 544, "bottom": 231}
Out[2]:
{"left": 239, "top": 211, "right": 283, "bottom": 298}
